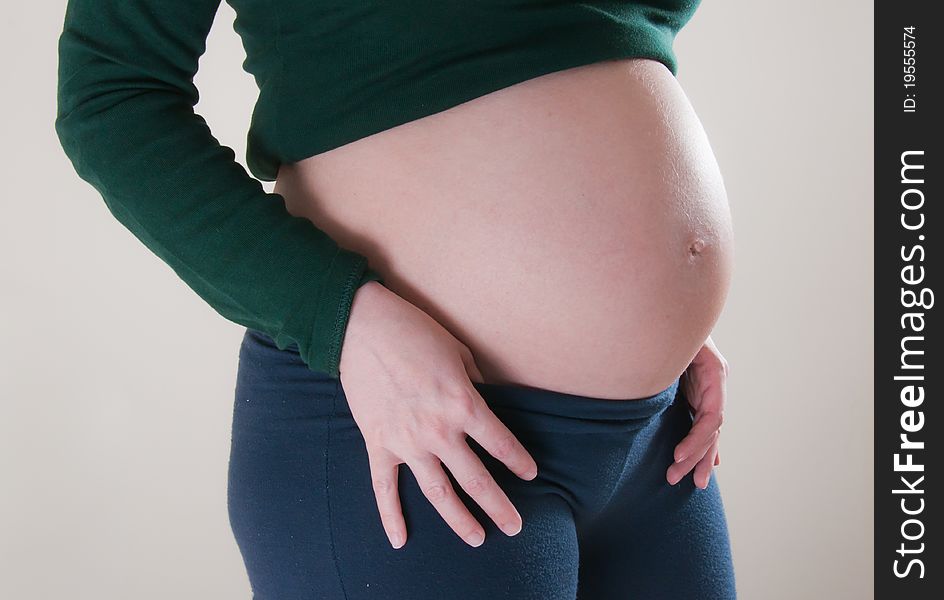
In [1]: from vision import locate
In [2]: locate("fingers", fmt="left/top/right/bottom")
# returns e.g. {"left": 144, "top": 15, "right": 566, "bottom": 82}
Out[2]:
{"left": 462, "top": 388, "right": 538, "bottom": 481}
{"left": 672, "top": 408, "right": 723, "bottom": 464}
{"left": 667, "top": 428, "right": 718, "bottom": 485}
{"left": 460, "top": 345, "right": 485, "bottom": 384}
{"left": 667, "top": 436, "right": 721, "bottom": 487}
{"left": 666, "top": 447, "right": 699, "bottom": 485}
{"left": 438, "top": 441, "right": 523, "bottom": 537}
{"left": 693, "top": 439, "right": 719, "bottom": 489}
{"left": 367, "top": 446, "right": 407, "bottom": 549}
{"left": 409, "top": 453, "right": 487, "bottom": 547}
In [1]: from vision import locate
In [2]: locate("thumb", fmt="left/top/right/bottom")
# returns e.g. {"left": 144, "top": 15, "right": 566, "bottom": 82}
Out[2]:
{"left": 460, "top": 345, "right": 486, "bottom": 384}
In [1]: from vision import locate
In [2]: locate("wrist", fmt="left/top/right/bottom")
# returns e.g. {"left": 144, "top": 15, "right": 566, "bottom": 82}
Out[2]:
{"left": 355, "top": 279, "right": 386, "bottom": 302}
{"left": 347, "top": 280, "right": 387, "bottom": 338}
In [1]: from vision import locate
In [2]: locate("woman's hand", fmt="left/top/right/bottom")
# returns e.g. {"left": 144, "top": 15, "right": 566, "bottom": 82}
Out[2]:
{"left": 339, "top": 281, "right": 539, "bottom": 549}
{"left": 666, "top": 335, "right": 729, "bottom": 489}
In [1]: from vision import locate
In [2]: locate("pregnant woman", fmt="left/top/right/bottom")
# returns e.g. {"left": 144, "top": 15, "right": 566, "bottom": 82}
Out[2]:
{"left": 56, "top": 1, "right": 736, "bottom": 598}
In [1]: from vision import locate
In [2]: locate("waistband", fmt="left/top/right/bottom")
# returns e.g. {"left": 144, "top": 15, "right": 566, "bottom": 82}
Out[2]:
{"left": 472, "top": 378, "right": 681, "bottom": 435}
{"left": 245, "top": 327, "right": 681, "bottom": 433}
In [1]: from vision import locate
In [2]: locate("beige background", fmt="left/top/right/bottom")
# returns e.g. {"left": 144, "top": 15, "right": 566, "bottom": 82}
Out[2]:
{"left": 1, "top": 1, "right": 873, "bottom": 598}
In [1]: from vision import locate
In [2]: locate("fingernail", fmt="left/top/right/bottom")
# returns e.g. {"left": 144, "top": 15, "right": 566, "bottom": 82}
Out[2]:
{"left": 390, "top": 532, "right": 405, "bottom": 549}
{"left": 675, "top": 454, "right": 687, "bottom": 463}
{"left": 503, "top": 521, "right": 522, "bottom": 536}
{"left": 466, "top": 531, "right": 485, "bottom": 547}
{"left": 523, "top": 469, "right": 538, "bottom": 480}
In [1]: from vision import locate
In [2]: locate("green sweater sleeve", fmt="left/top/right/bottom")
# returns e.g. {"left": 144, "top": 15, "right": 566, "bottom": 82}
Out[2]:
{"left": 54, "top": 0, "right": 381, "bottom": 378}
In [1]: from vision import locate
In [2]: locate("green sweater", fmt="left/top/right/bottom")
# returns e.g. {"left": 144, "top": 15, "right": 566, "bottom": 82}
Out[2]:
{"left": 55, "top": 0, "right": 700, "bottom": 379}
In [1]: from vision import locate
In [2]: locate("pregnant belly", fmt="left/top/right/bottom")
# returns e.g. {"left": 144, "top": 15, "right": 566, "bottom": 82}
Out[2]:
{"left": 275, "top": 58, "right": 734, "bottom": 400}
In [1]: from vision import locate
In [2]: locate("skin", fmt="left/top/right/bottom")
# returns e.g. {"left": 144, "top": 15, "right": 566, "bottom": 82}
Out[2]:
{"left": 340, "top": 281, "right": 538, "bottom": 548}
{"left": 281, "top": 58, "right": 734, "bottom": 548}
{"left": 278, "top": 58, "right": 734, "bottom": 400}
{"left": 341, "top": 281, "right": 727, "bottom": 548}
{"left": 669, "top": 336, "right": 728, "bottom": 489}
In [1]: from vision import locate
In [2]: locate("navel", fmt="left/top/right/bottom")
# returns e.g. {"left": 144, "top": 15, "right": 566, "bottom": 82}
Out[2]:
{"left": 688, "top": 237, "right": 707, "bottom": 258}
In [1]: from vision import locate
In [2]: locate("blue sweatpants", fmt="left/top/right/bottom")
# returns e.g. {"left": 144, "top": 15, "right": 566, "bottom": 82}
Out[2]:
{"left": 228, "top": 328, "right": 736, "bottom": 599}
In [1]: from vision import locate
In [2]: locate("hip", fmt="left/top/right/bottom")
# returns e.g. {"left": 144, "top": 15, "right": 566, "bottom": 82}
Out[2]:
{"left": 228, "top": 327, "right": 735, "bottom": 598}
{"left": 232, "top": 325, "right": 692, "bottom": 513}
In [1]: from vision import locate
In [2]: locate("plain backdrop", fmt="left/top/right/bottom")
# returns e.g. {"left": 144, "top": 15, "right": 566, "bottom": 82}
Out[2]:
{"left": 1, "top": 1, "right": 873, "bottom": 598}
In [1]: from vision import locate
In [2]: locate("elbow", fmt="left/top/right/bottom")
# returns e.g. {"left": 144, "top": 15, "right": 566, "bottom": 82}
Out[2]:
{"left": 53, "top": 73, "right": 125, "bottom": 187}
{"left": 54, "top": 99, "right": 97, "bottom": 185}
{"left": 54, "top": 107, "right": 78, "bottom": 164}
{"left": 53, "top": 83, "right": 121, "bottom": 194}
{"left": 54, "top": 56, "right": 92, "bottom": 172}
{"left": 54, "top": 98, "right": 84, "bottom": 180}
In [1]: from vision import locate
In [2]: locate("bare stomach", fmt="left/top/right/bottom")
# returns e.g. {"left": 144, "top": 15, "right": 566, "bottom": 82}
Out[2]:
{"left": 275, "top": 58, "right": 734, "bottom": 400}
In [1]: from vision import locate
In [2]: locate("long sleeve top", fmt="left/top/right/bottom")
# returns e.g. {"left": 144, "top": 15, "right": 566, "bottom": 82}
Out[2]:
{"left": 54, "top": 0, "right": 700, "bottom": 379}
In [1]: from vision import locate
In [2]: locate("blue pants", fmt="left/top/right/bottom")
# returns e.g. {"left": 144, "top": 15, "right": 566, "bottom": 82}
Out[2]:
{"left": 228, "top": 328, "right": 736, "bottom": 599}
